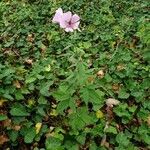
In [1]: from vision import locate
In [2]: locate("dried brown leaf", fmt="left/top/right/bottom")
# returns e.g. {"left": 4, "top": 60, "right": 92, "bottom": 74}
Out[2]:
{"left": 25, "top": 59, "right": 33, "bottom": 65}
{"left": 12, "top": 125, "right": 21, "bottom": 131}
{"left": 97, "top": 70, "right": 105, "bottom": 79}
{"left": 106, "top": 98, "right": 120, "bottom": 107}
{"left": 27, "top": 34, "right": 34, "bottom": 42}
{"left": 0, "top": 135, "right": 9, "bottom": 145}
{"left": 13, "top": 80, "right": 21, "bottom": 88}
{"left": 2, "top": 119, "right": 11, "bottom": 128}
{"left": 117, "top": 64, "right": 125, "bottom": 71}
{"left": 112, "top": 84, "right": 120, "bottom": 93}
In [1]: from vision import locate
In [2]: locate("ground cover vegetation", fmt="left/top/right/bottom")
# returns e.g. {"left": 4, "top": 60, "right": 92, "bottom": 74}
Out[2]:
{"left": 0, "top": 0, "right": 150, "bottom": 149}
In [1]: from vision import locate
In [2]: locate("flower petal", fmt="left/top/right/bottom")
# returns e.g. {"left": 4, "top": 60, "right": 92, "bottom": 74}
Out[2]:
{"left": 63, "top": 11, "right": 72, "bottom": 22}
{"left": 65, "top": 28, "right": 74, "bottom": 32}
{"left": 72, "top": 21, "right": 80, "bottom": 29}
{"left": 56, "top": 8, "right": 63, "bottom": 14}
{"left": 52, "top": 8, "right": 63, "bottom": 23}
{"left": 59, "top": 20, "right": 68, "bottom": 28}
{"left": 71, "top": 14, "right": 80, "bottom": 23}
{"left": 59, "top": 11, "right": 72, "bottom": 28}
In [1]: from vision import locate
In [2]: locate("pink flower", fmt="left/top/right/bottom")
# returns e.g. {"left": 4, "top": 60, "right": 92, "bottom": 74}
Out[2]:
{"left": 60, "top": 12, "right": 80, "bottom": 32}
{"left": 52, "top": 8, "right": 80, "bottom": 32}
{"left": 52, "top": 8, "right": 63, "bottom": 23}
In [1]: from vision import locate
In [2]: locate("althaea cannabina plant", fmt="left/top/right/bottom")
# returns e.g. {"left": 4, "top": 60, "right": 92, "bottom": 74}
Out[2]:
{"left": 52, "top": 8, "right": 80, "bottom": 32}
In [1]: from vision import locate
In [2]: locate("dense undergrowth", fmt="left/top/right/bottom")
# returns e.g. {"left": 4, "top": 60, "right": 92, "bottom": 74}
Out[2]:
{"left": 0, "top": 0, "right": 150, "bottom": 149}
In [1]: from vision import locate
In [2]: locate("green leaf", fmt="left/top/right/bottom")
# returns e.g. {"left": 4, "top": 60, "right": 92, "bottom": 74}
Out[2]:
{"left": 118, "top": 89, "right": 130, "bottom": 99}
{"left": 137, "top": 107, "right": 149, "bottom": 120}
{"left": 45, "top": 137, "right": 63, "bottom": 150}
{"left": 10, "top": 104, "right": 29, "bottom": 116}
{"left": 24, "top": 127, "right": 36, "bottom": 143}
{"left": 116, "top": 132, "right": 130, "bottom": 146}
{"left": 83, "top": 41, "right": 92, "bottom": 49}
{"left": 15, "top": 91, "right": 24, "bottom": 100}
{"left": 105, "top": 126, "right": 118, "bottom": 134}
{"left": 56, "top": 100, "right": 69, "bottom": 113}
{"left": 128, "top": 105, "right": 137, "bottom": 113}
{"left": 38, "top": 96, "right": 47, "bottom": 104}
{"left": 69, "top": 107, "right": 95, "bottom": 130}
{"left": 9, "top": 130, "right": 18, "bottom": 142}
{"left": 39, "top": 81, "right": 53, "bottom": 96}
{"left": 76, "top": 133, "right": 86, "bottom": 145}
{"left": 80, "top": 85, "right": 104, "bottom": 105}
{"left": 136, "top": 128, "right": 150, "bottom": 145}
{"left": 37, "top": 106, "right": 46, "bottom": 116}
{"left": 64, "top": 141, "right": 78, "bottom": 150}
{"left": 114, "top": 103, "right": 129, "bottom": 117}
{"left": 52, "top": 85, "right": 72, "bottom": 101}
{"left": 104, "top": 73, "right": 112, "bottom": 82}
{"left": 114, "top": 103, "right": 132, "bottom": 124}
{"left": 56, "top": 97, "right": 76, "bottom": 114}
{"left": 53, "top": 91, "right": 70, "bottom": 101}
{"left": 0, "top": 114, "right": 8, "bottom": 121}
{"left": 25, "top": 76, "right": 36, "bottom": 84}
{"left": 89, "top": 142, "right": 100, "bottom": 150}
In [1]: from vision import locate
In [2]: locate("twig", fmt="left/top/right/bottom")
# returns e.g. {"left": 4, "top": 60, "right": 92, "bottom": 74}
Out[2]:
{"left": 109, "top": 41, "right": 121, "bottom": 62}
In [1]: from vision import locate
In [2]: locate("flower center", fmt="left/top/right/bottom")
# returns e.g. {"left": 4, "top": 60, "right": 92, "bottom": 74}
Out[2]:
{"left": 68, "top": 20, "right": 72, "bottom": 25}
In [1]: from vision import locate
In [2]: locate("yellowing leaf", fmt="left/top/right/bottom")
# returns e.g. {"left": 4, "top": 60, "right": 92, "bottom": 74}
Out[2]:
{"left": 45, "top": 65, "right": 51, "bottom": 72}
{"left": 50, "top": 109, "right": 58, "bottom": 116}
{"left": 147, "top": 115, "right": 150, "bottom": 126}
{"left": 13, "top": 80, "right": 21, "bottom": 88}
{"left": 35, "top": 123, "right": 42, "bottom": 134}
{"left": 46, "top": 132, "right": 55, "bottom": 138}
{"left": 28, "top": 99, "right": 35, "bottom": 107}
{"left": 96, "top": 110, "right": 104, "bottom": 119}
{"left": 0, "top": 99, "right": 7, "bottom": 106}
{"left": 111, "top": 41, "right": 116, "bottom": 49}
{"left": 52, "top": 103, "right": 57, "bottom": 108}
{"left": 117, "top": 64, "right": 125, "bottom": 71}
